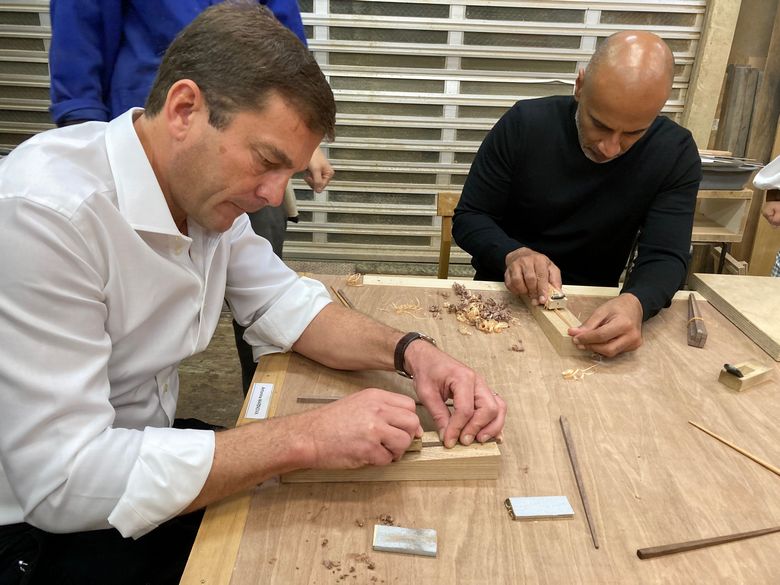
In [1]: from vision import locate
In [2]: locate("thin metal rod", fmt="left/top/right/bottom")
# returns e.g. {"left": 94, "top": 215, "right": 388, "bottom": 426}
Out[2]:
{"left": 297, "top": 395, "right": 453, "bottom": 407}
{"left": 637, "top": 525, "right": 780, "bottom": 559}
{"left": 688, "top": 421, "right": 780, "bottom": 478}
{"left": 559, "top": 415, "right": 599, "bottom": 549}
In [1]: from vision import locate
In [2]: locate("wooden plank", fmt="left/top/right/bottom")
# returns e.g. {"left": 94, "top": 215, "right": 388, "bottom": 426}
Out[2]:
{"left": 280, "top": 440, "right": 501, "bottom": 483}
{"left": 714, "top": 64, "right": 761, "bottom": 157}
{"left": 691, "top": 273, "right": 780, "bottom": 360}
{"left": 680, "top": 0, "right": 743, "bottom": 148}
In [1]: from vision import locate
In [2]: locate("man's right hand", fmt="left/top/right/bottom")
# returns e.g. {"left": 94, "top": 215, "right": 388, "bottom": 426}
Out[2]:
{"left": 504, "top": 247, "right": 563, "bottom": 305}
{"left": 297, "top": 388, "right": 423, "bottom": 469}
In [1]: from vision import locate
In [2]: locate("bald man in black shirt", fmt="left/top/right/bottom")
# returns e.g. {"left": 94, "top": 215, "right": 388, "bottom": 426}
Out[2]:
{"left": 453, "top": 31, "right": 701, "bottom": 358}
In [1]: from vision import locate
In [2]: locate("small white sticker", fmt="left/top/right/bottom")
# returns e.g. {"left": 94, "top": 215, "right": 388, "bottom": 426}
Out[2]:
{"left": 245, "top": 382, "right": 274, "bottom": 419}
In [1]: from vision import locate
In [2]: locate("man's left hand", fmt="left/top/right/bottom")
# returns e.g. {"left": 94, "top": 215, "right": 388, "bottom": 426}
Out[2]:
{"left": 403, "top": 339, "right": 507, "bottom": 448}
{"left": 567, "top": 293, "right": 643, "bottom": 357}
{"left": 304, "top": 146, "right": 334, "bottom": 192}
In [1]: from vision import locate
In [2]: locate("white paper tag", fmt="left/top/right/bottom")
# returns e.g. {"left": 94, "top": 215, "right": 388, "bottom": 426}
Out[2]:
{"left": 245, "top": 382, "right": 274, "bottom": 419}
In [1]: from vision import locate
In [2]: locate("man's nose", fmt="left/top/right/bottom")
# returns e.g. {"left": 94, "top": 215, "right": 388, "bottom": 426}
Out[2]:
{"left": 599, "top": 133, "right": 621, "bottom": 159}
{"left": 256, "top": 172, "right": 290, "bottom": 206}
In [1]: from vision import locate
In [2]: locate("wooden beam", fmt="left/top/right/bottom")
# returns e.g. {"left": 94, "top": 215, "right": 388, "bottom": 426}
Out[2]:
{"left": 681, "top": 0, "right": 743, "bottom": 148}
{"left": 520, "top": 294, "right": 585, "bottom": 357}
{"left": 280, "top": 439, "right": 500, "bottom": 483}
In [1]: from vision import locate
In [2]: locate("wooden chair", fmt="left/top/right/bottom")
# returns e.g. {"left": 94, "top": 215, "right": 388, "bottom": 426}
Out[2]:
{"left": 436, "top": 191, "right": 461, "bottom": 279}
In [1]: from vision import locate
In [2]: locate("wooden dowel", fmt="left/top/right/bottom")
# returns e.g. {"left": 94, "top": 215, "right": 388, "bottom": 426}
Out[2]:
{"left": 329, "top": 286, "right": 350, "bottom": 308}
{"left": 637, "top": 525, "right": 780, "bottom": 559}
{"left": 336, "top": 288, "right": 355, "bottom": 309}
{"left": 559, "top": 415, "right": 599, "bottom": 549}
{"left": 688, "top": 421, "right": 780, "bottom": 477}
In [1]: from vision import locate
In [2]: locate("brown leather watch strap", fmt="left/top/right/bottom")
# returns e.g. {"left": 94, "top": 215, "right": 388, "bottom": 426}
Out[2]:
{"left": 394, "top": 332, "right": 436, "bottom": 379}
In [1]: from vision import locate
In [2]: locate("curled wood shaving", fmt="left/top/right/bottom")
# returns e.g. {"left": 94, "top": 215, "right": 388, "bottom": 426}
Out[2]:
{"left": 382, "top": 299, "right": 425, "bottom": 318}
{"left": 446, "top": 283, "right": 513, "bottom": 334}
{"left": 345, "top": 272, "right": 364, "bottom": 287}
{"left": 561, "top": 364, "right": 598, "bottom": 381}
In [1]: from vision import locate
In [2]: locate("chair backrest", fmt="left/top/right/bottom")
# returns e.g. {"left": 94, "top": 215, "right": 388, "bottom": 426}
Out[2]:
{"left": 436, "top": 191, "right": 461, "bottom": 279}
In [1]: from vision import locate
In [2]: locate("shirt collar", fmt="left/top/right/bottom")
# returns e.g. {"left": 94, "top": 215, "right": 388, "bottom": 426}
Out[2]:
{"left": 105, "top": 108, "right": 181, "bottom": 236}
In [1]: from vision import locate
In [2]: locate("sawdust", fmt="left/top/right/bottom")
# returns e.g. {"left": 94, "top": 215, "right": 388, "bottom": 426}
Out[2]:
{"left": 377, "top": 514, "right": 395, "bottom": 526}
{"left": 443, "top": 283, "right": 513, "bottom": 334}
{"left": 510, "top": 340, "right": 524, "bottom": 352}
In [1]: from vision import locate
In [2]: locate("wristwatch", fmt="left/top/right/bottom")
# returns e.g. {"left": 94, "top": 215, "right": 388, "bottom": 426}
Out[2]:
{"left": 394, "top": 332, "right": 436, "bottom": 379}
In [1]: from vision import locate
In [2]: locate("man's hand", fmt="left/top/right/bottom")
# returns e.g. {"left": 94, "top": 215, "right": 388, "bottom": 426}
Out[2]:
{"left": 304, "top": 146, "right": 334, "bottom": 192}
{"left": 568, "top": 293, "right": 643, "bottom": 357}
{"left": 504, "top": 247, "right": 563, "bottom": 305}
{"left": 299, "top": 388, "right": 422, "bottom": 468}
{"left": 403, "top": 339, "right": 507, "bottom": 448}
{"left": 762, "top": 201, "right": 780, "bottom": 227}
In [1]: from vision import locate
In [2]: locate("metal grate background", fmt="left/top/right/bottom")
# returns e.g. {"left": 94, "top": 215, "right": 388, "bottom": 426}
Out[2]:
{"left": 0, "top": 0, "right": 706, "bottom": 267}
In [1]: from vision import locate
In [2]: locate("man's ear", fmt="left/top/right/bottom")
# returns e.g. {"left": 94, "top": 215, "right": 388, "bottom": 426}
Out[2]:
{"left": 573, "top": 68, "right": 585, "bottom": 102}
{"left": 163, "top": 79, "right": 204, "bottom": 141}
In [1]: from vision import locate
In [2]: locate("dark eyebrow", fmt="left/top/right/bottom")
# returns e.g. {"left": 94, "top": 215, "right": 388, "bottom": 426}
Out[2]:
{"left": 591, "top": 113, "right": 649, "bottom": 135}
{"left": 251, "top": 142, "right": 293, "bottom": 169}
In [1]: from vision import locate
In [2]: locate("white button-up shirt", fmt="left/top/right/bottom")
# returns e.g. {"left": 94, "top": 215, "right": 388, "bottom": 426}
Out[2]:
{"left": 0, "top": 109, "right": 331, "bottom": 538}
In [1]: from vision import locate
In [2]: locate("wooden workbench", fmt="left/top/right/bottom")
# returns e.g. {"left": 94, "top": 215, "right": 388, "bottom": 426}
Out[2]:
{"left": 181, "top": 276, "right": 780, "bottom": 584}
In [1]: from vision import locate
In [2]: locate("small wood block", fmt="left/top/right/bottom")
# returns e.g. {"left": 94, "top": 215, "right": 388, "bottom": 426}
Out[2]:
{"left": 280, "top": 435, "right": 500, "bottom": 483}
{"left": 718, "top": 361, "right": 773, "bottom": 391}
{"left": 520, "top": 295, "right": 584, "bottom": 357}
{"left": 372, "top": 525, "right": 437, "bottom": 557}
{"left": 505, "top": 496, "right": 574, "bottom": 521}
{"left": 687, "top": 293, "right": 708, "bottom": 348}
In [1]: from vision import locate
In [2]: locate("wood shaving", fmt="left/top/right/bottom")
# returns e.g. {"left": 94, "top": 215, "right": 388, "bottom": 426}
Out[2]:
{"left": 510, "top": 340, "right": 524, "bottom": 352}
{"left": 345, "top": 273, "right": 364, "bottom": 287}
{"left": 429, "top": 305, "right": 441, "bottom": 318}
{"left": 561, "top": 364, "right": 598, "bottom": 380}
{"left": 383, "top": 300, "right": 425, "bottom": 318}
{"left": 457, "top": 326, "right": 473, "bottom": 336}
{"left": 445, "top": 283, "right": 513, "bottom": 334}
{"left": 377, "top": 513, "right": 395, "bottom": 526}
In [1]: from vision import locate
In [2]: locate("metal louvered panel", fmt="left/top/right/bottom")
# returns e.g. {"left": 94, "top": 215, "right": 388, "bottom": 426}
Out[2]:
{"left": 0, "top": 1, "right": 706, "bottom": 267}
{"left": 291, "top": 0, "right": 705, "bottom": 263}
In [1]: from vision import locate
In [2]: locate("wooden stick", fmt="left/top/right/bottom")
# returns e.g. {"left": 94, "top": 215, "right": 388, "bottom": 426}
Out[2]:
{"left": 637, "top": 525, "right": 780, "bottom": 559}
{"left": 688, "top": 421, "right": 780, "bottom": 477}
{"left": 297, "top": 395, "right": 453, "bottom": 407}
{"left": 559, "top": 415, "right": 599, "bottom": 549}
{"left": 329, "top": 286, "right": 351, "bottom": 308}
{"left": 336, "top": 288, "right": 355, "bottom": 309}
{"left": 686, "top": 293, "right": 707, "bottom": 348}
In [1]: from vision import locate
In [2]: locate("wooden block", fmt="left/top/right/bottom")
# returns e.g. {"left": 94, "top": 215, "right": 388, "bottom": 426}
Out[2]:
{"left": 520, "top": 294, "right": 584, "bottom": 357}
{"left": 505, "top": 496, "right": 574, "bottom": 521}
{"left": 718, "top": 361, "right": 773, "bottom": 391}
{"left": 687, "top": 293, "right": 708, "bottom": 348}
{"left": 372, "top": 525, "right": 437, "bottom": 557}
{"left": 280, "top": 438, "right": 500, "bottom": 483}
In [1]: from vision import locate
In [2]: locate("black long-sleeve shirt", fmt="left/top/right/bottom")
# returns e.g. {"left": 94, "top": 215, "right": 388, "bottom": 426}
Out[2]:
{"left": 453, "top": 95, "right": 702, "bottom": 320}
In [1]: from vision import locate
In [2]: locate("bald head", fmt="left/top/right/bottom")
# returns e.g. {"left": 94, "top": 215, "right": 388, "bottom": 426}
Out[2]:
{"left": 573, "top": 31, "right": 674, "bottom": 163}
{"left": 585, "top": 31, "right": 674, "bottom": 110}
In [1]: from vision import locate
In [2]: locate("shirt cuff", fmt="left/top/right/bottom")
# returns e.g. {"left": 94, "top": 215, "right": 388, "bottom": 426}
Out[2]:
{"left": 243, "top": 276, "right": 332, "bottom": 359}
{"left": 107, "top": 427, "right": 214, "bottom": 539}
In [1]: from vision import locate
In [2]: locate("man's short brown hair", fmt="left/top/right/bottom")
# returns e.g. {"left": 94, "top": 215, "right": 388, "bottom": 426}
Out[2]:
{"left": 145, "top": 1, "right": 335, "bottom": 140}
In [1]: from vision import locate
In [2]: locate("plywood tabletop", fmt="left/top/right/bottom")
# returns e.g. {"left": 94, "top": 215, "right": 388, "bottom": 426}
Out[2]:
{"left": 182, "top": 276, "right": 780, "bottom": 585}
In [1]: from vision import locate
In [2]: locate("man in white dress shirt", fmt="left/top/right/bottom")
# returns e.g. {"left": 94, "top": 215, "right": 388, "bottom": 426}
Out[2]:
{"left": 0, "top": 5, "right": 506, "bottom": 583}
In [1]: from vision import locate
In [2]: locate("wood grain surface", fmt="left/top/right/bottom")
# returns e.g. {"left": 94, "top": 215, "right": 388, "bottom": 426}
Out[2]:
{"left": 183, "top": 276, "right": 780, "bottom": 585}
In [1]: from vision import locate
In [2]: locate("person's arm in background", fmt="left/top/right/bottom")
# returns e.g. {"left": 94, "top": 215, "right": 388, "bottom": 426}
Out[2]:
{"left": 569, "top": 133, "right": 702, "bottom": 357}
{"left": 49, "top": 0, "right": 123, "bottom": 125}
